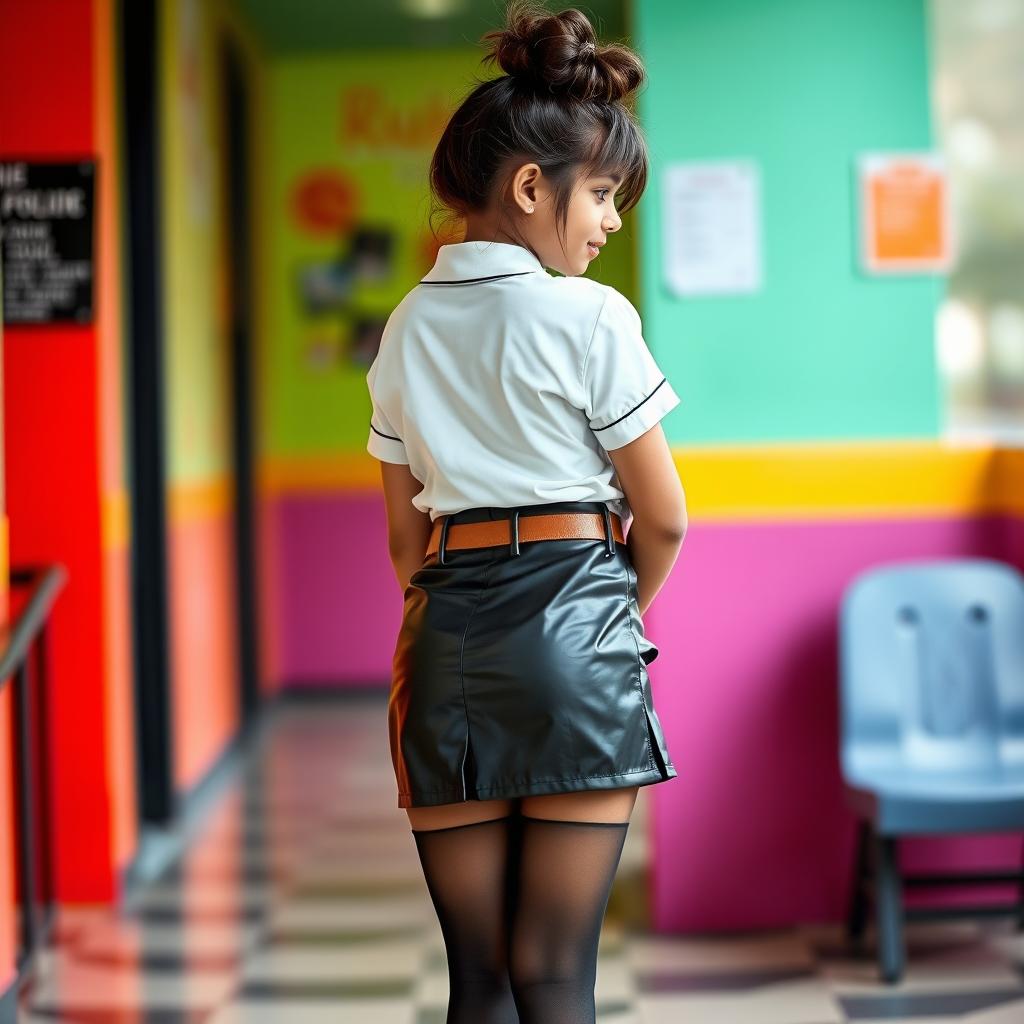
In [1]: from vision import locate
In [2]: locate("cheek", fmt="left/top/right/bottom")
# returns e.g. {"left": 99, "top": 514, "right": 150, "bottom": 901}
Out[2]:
{"left": 574, "top": 216, "right": 596, "bottom": 241}
{"left": 568, "top": 203, "right": 594, "bottom": 235}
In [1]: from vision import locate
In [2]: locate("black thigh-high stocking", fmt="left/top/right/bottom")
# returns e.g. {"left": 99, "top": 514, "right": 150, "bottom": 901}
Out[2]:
{"left": 507, "top": 814, "right": 630, "bottom": 1024}
{"left": 411, "top": 816, "right": 519, "bottom": 1024}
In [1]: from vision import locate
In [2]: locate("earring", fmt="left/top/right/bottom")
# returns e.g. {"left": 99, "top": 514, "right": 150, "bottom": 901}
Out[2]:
{"left": 527, "top": 205, "right": 534, "bottom": 213}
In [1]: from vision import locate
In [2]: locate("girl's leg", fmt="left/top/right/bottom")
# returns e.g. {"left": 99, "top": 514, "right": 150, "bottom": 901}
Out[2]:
{"left": 407, "top": 797, "right": 515, "bottom": 832}
{"left": 407, "top": 798, "right": 519, "bottom": 1024}
{"left": 520, "top": 787, "right": 639, "bottom": 822}
{"left": 507, "top": 786, "right": 639, "bottom": 1024}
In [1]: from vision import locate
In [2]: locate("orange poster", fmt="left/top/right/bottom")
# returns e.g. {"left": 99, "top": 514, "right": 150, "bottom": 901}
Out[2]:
{"left": 859, "top": 153, "right": 952, "bottom": 273}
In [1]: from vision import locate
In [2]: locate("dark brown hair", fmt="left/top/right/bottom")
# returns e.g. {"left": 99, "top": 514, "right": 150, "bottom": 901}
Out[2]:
{"left": 428, "top": 1, "right": 649, "bottom": 248}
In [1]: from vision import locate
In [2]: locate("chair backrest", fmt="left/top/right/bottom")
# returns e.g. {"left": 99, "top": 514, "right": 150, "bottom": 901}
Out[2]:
{"left": 839, "top": 558, "right": 1024, "bottom": 781}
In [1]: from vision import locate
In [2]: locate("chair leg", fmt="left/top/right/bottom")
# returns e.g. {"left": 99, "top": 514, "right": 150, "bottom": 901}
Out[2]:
{"left": 846, "top": 819, "right": 871, "bottom": 949}
{"left": 874, "top": 833, "right": 905, "bottom": 984}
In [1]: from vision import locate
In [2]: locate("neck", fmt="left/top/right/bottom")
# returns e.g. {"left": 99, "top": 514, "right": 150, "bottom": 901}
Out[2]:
{"left": 460, "top": 213, "right": 525, "bottom": 247}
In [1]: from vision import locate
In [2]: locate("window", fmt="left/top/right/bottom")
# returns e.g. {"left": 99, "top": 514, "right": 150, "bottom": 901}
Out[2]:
{"left": 930, "top": 0, "right": 1024, "bottom": 442}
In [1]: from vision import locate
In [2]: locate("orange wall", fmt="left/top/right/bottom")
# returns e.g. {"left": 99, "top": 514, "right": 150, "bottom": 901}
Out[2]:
{"left": 158, "top": 0, "right": 245, "bottom": 789}
{"left": 168, "top": 488, "right": 239, "bottom": 790}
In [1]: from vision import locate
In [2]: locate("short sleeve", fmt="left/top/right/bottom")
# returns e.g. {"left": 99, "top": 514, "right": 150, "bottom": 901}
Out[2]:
{"left": 365, "top": 358, "right": 409, "bottom": 464}
{"left": 582, "top": 288, "right": 680, "bottom": 450}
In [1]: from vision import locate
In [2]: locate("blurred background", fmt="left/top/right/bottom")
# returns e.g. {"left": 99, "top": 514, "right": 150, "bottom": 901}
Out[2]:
{"left": 1, "top": 0, "right": 1023, "bottom": 1021}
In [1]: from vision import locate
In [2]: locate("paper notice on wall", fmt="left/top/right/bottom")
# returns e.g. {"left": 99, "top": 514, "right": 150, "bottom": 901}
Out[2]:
{"left": 858, "top": 153, "right": 952, "bottom": 273}
{"left": 663, "top": 160, "right": 762, "bottom": 297}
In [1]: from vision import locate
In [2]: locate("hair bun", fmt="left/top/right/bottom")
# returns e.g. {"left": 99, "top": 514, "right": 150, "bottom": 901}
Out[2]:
{"left": 482, "top": 1, "right": 644, "bottom": 104}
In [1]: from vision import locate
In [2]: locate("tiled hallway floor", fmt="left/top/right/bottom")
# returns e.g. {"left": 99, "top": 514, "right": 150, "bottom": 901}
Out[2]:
{"left": 18, "top": 693, "right": 1024, "bottom": 1022}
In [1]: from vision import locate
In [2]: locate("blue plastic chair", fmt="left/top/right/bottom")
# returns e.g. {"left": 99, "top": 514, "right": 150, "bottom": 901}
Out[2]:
{"left": 839, "top": 557, "right": 1024, "bottom": 983}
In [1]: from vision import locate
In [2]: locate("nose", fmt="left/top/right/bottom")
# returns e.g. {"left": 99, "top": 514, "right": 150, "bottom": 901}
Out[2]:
{"left": 604, "top": 209, "right": 622, "bottom": 233}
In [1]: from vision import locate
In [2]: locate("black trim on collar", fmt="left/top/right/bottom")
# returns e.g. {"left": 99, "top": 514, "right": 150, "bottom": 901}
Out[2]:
{"left": 592, "top": 379, "right": 668, "bottom": 431}
{"left": 370, "top": 421, "right": 402, "bottom": 442}
{"left": 419, "top": 271, "right": 536, "bottom": 286}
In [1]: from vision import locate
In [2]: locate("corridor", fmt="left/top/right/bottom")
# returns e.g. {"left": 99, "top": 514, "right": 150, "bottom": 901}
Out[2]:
{"left": 14, "top": 695, "right": 1024, "bottom": 1023}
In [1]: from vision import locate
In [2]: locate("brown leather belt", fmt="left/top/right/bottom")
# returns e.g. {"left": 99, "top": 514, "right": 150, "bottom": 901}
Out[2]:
{"left": 425, "top": 510, "right": 624, "bottom": 562}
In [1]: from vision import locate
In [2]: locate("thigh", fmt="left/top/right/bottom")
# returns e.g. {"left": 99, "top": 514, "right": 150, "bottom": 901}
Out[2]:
{"left": 406, "top": 796, "right": 517, "bottom": 831}
{"left": 521, "top": 786, "right": 639, "bottom": 823}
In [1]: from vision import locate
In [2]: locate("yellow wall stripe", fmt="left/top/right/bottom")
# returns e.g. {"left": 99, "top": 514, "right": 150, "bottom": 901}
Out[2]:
{"left": 260, "top": 456, "right": 380, "bottom": 494}
{"left": 0, "top": 515, "right": 8, "bottom": 622}
{"left": 672, "top": 441, "right": 1024, "bottom": 519}
{"left": 257, "top": 442, "right": 1024, "bottom": 520}
{"left": 99, "top": 444, "right": 1022, "bottom": 537}
{"left": 102, "top": 490, "right": 130, "bottom": 549}
{"left": 168, "top": 480, "right": 233, "bottom": 524}
{"left": 101, "top": 480, "right": 235, "bottom": 548}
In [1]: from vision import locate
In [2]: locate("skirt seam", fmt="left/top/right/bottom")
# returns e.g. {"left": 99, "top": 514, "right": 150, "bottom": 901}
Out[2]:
{"left": 456, "top": 555, "right": 498, "bottom": 800}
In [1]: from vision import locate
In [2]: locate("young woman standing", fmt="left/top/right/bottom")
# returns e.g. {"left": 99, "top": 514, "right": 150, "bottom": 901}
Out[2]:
{"left": 365, "top": 4, "right": 687, "bottom": 1021}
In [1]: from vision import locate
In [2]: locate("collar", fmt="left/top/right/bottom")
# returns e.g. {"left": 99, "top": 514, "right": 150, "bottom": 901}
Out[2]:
{"left": 420, "top": 240, "right": 547, "bottom": 284}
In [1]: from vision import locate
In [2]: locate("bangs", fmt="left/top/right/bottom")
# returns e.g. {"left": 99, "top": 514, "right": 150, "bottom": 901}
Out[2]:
{"left": 580, "top": 105, "right": 649, "bottom": 214}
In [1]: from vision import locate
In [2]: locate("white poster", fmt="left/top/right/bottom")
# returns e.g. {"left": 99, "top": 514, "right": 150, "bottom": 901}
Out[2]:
{"left": 663, "top": 160, "right": 762, "bottom": 296}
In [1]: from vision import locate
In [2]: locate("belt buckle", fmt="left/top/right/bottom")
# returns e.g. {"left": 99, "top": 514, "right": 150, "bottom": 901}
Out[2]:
{"left": 508, "top": 508, "right": 521, "bottom": 557}
{"left": 601, "top": 505, "right": 615, "bottom": 558}
{"left": 437, "top": 513, "right": 453, "bottom": 564}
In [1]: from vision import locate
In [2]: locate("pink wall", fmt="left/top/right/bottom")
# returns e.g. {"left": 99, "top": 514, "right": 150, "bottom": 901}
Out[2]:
{"left": 270, "top": 495, "right": 398, "bottom": 686}
{"left": 645, "top": 513, "right": 1024, "bottom": 931}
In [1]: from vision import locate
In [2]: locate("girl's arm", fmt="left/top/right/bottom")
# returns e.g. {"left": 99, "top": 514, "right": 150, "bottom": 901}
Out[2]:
{"left": 379, "top": 462, "right": 434, "bottom": 590}
{"left": 607, "top": 423, "right": 687, "bottom": 617}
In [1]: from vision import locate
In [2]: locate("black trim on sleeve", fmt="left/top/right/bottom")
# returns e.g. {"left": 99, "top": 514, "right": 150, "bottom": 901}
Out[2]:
{"left": 592, "top": 378, "right": 668, "bottom": 431}
{"left": 419, "top": 271, "right": 536, "bottom": 286}
{"left": 370, "top": 421, "right": 403, "bottom": 443}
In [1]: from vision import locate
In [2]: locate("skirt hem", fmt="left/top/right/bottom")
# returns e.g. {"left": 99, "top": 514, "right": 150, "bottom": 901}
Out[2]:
{"left": 396, "top": 762, "right": 677, "bottom": 809}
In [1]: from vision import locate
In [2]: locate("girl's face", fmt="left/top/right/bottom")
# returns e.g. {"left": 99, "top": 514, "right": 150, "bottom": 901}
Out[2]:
{"left": 520, "top": 170, "right": 624, "bottom": 276}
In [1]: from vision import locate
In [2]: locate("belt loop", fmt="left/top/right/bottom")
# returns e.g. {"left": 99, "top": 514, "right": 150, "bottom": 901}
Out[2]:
{"left": 437, "top": 514, "right": 452, "bottom": 565}
{"left": 601, "top": 504, "right": 615, "bottom": 558}
{"left": 509, "top": 508, "right": 521, "bottom": 557}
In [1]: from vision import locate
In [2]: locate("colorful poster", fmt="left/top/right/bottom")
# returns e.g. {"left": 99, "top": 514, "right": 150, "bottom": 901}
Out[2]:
{"left": 266, "top": 53, "right": 635, "bottom": 456}
{"left": 859, "top": 153, "right": 952, "bottom": 273}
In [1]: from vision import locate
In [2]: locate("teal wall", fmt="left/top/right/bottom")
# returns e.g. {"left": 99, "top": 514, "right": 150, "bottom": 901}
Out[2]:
{"left": 634, "top": 0, "right": 944, "bottom": 444}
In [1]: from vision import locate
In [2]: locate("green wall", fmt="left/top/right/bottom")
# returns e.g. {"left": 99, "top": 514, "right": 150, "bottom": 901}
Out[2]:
{"left": 634, "top": 0, "right": 944, "bottom": 444}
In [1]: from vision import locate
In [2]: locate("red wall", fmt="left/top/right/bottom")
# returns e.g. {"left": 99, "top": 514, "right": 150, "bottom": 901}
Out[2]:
{"left": 0, "top": 0, "right": 129, "bottom": 903}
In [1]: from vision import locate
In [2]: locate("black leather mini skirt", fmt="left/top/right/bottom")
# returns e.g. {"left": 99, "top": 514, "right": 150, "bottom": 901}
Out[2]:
{"left": 388, "top": 500, "right": 678, "bottom": 808}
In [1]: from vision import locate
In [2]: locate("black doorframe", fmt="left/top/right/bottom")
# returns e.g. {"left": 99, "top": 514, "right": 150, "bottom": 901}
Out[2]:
{"left": 120, "top": 0, "right": 175, "bottom": 825}
{"left": 221, "top": 38, "right": 261, "bottom": 729}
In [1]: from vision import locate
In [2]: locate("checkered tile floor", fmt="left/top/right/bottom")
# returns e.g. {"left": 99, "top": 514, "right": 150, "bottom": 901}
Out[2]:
{"left": 17, "top": 694, "right": 1024, "bottom": 1022}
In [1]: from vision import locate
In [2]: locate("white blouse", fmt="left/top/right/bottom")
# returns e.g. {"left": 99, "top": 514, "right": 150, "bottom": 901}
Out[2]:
{"left": 365, "top": 240, "right": 680, "bottom": 525}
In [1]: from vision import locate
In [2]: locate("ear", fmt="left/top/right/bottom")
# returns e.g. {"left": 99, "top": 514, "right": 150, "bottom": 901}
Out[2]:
{"left": 509, "top": 161, "right": 544, "bottom": 213}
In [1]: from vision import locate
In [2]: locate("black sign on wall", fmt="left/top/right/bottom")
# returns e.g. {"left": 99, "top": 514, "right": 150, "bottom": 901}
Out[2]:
{"left": 0, "top": 160, "right": 96, "bottom": 325}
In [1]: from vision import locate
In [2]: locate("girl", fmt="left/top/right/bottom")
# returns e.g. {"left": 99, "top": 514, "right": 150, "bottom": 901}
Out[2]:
{"left": 365, "top": 3, "right": 687, "bottom": 1021}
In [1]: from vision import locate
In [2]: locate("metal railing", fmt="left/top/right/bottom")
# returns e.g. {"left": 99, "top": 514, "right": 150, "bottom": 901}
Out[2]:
{"left": 1, "top": 564, "right": 66, "bottom": 972}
